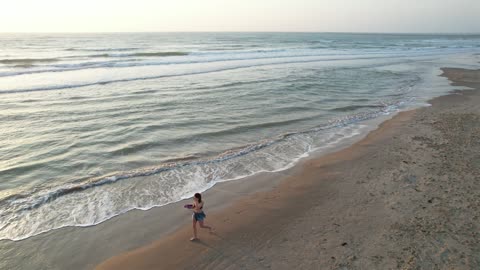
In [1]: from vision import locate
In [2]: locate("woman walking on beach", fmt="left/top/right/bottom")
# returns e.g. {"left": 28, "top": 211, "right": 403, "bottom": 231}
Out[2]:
{"left": 190, "top": 193, "right": 212, "bottom": 241}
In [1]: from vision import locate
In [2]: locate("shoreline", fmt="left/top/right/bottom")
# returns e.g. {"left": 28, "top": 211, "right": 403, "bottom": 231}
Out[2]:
{"left": 0, "top": 67, "right": 477, "bottom": 270}
{"left": 95, "top": 67, "right": 480, "bottom": 270}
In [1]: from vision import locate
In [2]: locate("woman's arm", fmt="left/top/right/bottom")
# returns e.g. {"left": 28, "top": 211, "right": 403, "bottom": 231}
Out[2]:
{"left": 192, "top": 202, "right": 203, "bottom": 212}
{"left": 192, "top": 202, "right": 199, "bottom": 211}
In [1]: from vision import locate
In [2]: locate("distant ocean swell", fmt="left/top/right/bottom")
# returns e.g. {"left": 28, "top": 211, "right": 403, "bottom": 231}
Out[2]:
{"left": 0, "top": 49, "right": 358, "bottom": 76}
{"left": 0, "top": 46, "right": 471, "bottom": 77}
{"left": 0, "top": 52, "right": 428, "bottom": 94}
{"left": 0, "top": 100, "right": 405, "bottom": 241}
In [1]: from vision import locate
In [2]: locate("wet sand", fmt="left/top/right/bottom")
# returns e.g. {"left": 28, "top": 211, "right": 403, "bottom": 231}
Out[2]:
{"left": 96, "top": 67, "right": 480, "bottom": 270}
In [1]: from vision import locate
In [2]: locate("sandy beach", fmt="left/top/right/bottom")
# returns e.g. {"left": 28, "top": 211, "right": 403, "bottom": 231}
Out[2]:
{"left": 95, "top": 67, "right": 480, "bottom": 270}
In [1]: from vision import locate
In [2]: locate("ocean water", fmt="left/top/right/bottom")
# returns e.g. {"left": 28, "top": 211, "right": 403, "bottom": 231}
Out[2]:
{"left": 0, "top": 33, "right": 479, "bottom": 241}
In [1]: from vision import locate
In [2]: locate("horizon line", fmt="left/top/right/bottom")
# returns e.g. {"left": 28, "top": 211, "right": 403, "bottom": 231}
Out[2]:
{"left": 1, "top": 31, "right": 479, "bottom": 35}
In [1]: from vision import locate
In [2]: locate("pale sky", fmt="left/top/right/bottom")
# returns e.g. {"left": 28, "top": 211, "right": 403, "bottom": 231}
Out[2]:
{"left": 1, "top": 0, "right": 479, "bottom": 33}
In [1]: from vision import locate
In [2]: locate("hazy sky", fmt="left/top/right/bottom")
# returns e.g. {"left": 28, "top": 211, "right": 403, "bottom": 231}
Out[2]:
{"left": 1, "top": 0, "right": 479, "bottom": 33}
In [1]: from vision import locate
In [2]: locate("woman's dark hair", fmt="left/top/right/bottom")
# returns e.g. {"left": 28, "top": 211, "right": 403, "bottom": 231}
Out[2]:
{"left": 194, "top": 193, "right": 202, "bottom": 203}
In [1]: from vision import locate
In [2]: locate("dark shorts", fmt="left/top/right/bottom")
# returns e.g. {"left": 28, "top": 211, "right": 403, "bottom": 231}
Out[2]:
{"left": 193, "top": 211, "right": 206, "bottom": 221}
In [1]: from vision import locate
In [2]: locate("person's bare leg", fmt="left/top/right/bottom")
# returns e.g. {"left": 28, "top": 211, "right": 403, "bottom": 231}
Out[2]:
{"left": 191, "top": 219, "right": 198, "bottom": 241}
{"left": 199, "top": 220, "right": 212, "bottom": 232}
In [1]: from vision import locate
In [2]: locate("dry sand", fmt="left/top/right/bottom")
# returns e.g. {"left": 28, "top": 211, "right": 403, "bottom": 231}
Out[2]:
{"left": 96, "top": 68, "right": 480, "bottom": 270}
